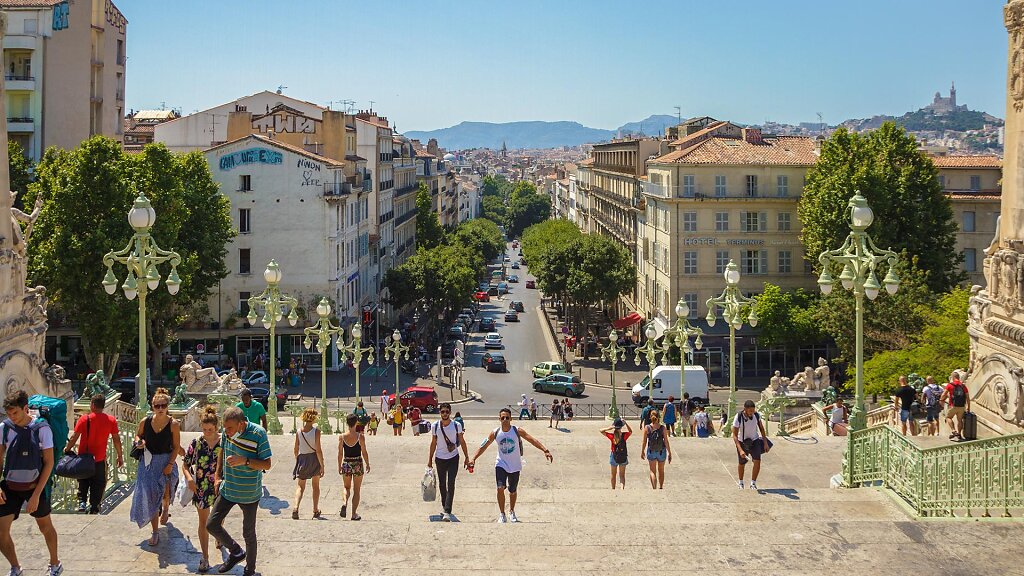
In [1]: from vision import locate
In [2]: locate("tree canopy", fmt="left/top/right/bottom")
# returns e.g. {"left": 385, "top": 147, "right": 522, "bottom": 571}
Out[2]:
{"left": 798, "top": 122, "right": 963, "bottom": 292}
{"left": 415, "top": 182, "right": 444, "bottom": 250}
{"left": 8, "top": 140, "right": 32, "bottom": 201}
{"left": 753, "top": 284, "right": 825, "bottom": 366}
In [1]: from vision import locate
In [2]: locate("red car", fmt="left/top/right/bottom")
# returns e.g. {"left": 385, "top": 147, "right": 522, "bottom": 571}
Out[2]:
{"left": 388, "top": 386, "right": 439, "bottom": 413}
{"left": 525, "top": 279, "right": 536, "bottom": 289}
{"left": 474, "top": 290, "right": 491, "bottom": 302}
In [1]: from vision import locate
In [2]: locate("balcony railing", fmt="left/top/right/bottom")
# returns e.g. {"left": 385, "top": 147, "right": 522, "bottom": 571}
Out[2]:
{"left": 393, "top": 183, "right": 417, "bottom": 199}
{"left": 7, "top": 117, "right": 33, "bottom": 123}
{"left": 323, "top": 182, "right": 351, "bottom": 196}
{"left": 394, "top": 209, "right": 416, "bottom": 228}
{"left": 589, "top": 185, "right": 639, "bottom": 212}
{"left": 4, "top": 74, "right": 33, "bottom": 81}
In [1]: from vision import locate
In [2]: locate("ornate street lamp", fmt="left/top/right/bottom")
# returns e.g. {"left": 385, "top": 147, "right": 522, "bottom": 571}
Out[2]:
{"left": 705, "top": 260, "right": 758, "bottom": 436}
{"left": 383, "top": 329, "right": 411, "bottom": 414}
{"left": 102, "top": 193, "right": 181, "bottom": 415}
{"left": 633, "top": 322, "right": 660, "bottom": 400}
{"left": 336, "top": 320, "right": 375, "bottom": 405}
{"left": 303, "top": 298, "right": 344, "bottom": 434}
{"left": 816, "top": 193, "right": 899, "bottom": 430}
{"left": 246, "top": 260, "right": 298, "bottom": 434}
{"left": 662, "top": 298, "right": 704, "bottom": 435}
{"left": 601, "top": 329, "right": 627, "bottom": 420}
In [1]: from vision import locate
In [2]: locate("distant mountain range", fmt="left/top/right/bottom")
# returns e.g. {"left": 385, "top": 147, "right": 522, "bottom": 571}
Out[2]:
{"left": 406, "top": 115, "right": 679, "bottom": 150}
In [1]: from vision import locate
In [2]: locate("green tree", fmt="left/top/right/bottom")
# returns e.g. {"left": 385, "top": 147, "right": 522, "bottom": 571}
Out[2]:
{"left": 798, "top": 123, "right": 963, "bottom": 292}
{"left": 450, "top": 218, "right": 504, "bottom": 273}
{"left": 8, "top": 140, "right": 33, "bottom": 201}
{"left": 382, "top": 243, "right": 477, "bottom": 343}
{"left": 416, "top": 182, "right": 444, "bottom": 249}
{"left": 521, "top": 219, "right": 583, "bottom": 298}
{"left": 481, "top": 195, "right": 507, "bottom": 225}
{"left": 753, "top": 284, "right": 825, "bottom": 369}
{"left": 564, "top": 234, "right": 636, "bottom": 336}
{"left": 507, "top": 193, "right": 551, "bottom": 238}
{"left": 863, "top": 288, "right": 970, "bottom": 396}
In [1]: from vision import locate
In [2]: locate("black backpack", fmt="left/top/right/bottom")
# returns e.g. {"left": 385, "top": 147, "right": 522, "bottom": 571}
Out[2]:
{"left": 612, "top": 433, "right": 628, "bottom": 464}
{"left": 951, "top": 383, "right": 968, "bottom": 407}
{"left": 647, "top": 424, "right": 665, "bottom": 452}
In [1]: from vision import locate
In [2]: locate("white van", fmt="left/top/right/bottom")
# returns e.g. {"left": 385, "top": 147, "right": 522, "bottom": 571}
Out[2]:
{"left": 631, "top": 366, "right": 709, "bottom": 406}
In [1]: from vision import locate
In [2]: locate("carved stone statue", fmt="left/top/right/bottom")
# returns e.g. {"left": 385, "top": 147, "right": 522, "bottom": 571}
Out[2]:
{"left": 83, "top": 370, "right": 112, "bottom": 397}
{"left": 214, "top": 368, "right": 242, "bottom": 394}
{"left": 791, "top": 366, "right": 814, "bottom": 391}
{"left": 812, "top": 357, "right": 831, "bottom": 391}
{"left": 9, "top": 191, "right": 42, "bottom": 259}
{"left": 180, "top": 354, "right": 218, "bottom": 390}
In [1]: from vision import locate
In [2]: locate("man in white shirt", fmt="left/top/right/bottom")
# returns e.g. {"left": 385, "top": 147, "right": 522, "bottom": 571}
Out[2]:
{"left": 426, "top": 403, "right": 470, "bottom": 522}
{"left": 732, "top": 400, "right": 768, "bottom": 491}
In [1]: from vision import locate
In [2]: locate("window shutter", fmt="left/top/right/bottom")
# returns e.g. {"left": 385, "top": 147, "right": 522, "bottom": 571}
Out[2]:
{"left": 760, "top": 250, "right": 768, "bottom": 274}
{"left": 759, "top": 212, "right": 767, "bottom": 232}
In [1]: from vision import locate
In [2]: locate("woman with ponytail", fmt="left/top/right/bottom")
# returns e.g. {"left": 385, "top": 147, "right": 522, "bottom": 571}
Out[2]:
{"left": 182, "top": 405, "right": 223, "bottom": 572}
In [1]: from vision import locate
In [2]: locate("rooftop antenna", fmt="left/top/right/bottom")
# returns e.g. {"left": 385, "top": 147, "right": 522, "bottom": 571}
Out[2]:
{"left": 674, "top": 105, "right": 682, "bottom": 124}
{"left": 276, "top": 84, "right": 288, "bottom": 94}
{"left": 369, "top": 100, "right": 376, "bottom": 112}
{"left": 160, "top": 101, "right": 167, "bottom": 110}
{"left": 817, "top": 112, "right": 825, "bottom": 133}
{"left": 341, "top": 99, "right": 356, "bottom": 113}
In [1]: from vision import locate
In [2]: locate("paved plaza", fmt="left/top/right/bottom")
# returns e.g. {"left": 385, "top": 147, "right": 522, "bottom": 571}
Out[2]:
{"left": 8, "top": 420, "right": 1019, "bottom": 575}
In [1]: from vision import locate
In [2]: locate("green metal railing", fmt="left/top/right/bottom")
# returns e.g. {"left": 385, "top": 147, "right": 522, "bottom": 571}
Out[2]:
{"left": 52, "top": 420, "right": 138, "bottom": 513}
{"left": 844, "top": 424, "right": 1024, "bottom": 518}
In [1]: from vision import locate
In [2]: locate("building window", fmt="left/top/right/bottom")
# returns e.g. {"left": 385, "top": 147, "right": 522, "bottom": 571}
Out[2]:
{"left": 239, "top": 174, "right": 251, "bottom": 192}
{"left": 239, "top": 292, "right": 251, "bottom": 316}
{"left": 239, "top": 249, "right": 251, "bottom": 274}
{"left": 746, "top": 175, "right": 758, "bottom": 197}
{"left": 778, "top": 250, "right": 792, "bottom": 273}
{"left": 715, "top": 175, "right": 727, "bottom": 197}
{"left": 24, "top": 19, "right": 37, "bottom": 34}
{"left": 965, "top": 248, "right": 977, "bottom": 272}
{"left": 777, "top": 175, "right": 789, "bottom": 197}
{"left": 682, "top": 211, "right": 697, "bottom": 232}
{"left": 239, "top": 208, "right": 251, "bottom": 234}
{"left": 777, "top": 212, "right": 791, "bottom": 231}
{"left": 963, "top": 211, "right": 976, "bottom": 232}
{"left": 938, "top": 175, "right": 945, "bottom": 189}
{"left": 740, "top": 250, "right": 768, "bottom": 275}
{"left": 742, "top": 211, "right": 766, "bottom": 232}
{"left": 716, "top": 250, "right": 730, "bottom": 273}
{"left": 682, "top": 175, "right": 695, "bottom": 198}
{"left": 683, "top": 293, "right": 698, "bottom": 319}
{"left": 970, "top": 175, "right": 981, "bottom": 191}
{"left": 715, "top": 212, "right": 729, "bottom": 232}
{"left": 683, "top": 251, "right": 697, "bottom": 275}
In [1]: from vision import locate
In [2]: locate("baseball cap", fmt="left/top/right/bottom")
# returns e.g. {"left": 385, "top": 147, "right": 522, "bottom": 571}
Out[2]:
{"left": 613, "top": 418, "right": 624, "bottom": 428}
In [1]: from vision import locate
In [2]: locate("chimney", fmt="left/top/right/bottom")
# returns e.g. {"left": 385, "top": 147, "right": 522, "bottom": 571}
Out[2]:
{"left": 267, "top": 130, "right": 275, "bottom": 140}
{"left": 742, "top": 128, "right": 763, "bottom": 144}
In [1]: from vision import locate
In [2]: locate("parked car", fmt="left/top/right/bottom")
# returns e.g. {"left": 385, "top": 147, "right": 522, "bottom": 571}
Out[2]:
{"left": 487, "top": 285, "right": 500, "bottom": 296}
{"left": 481, "top": 352, "right": 507, "bottom": 372}
{"left": 510, "top": 300, "right": 525, "bottom": 312}
{"left": 483, "top": 332, "right": 503, "bottom": 349}
{"left": 532, "top": 361, "right": 567, "bottom": 378}
{"left": 448, "top": 326, "right": 467, "bottom": 342}
{"left": 479, "top": 316, "right": 496, "bottom": 332}
{"left": 504, "top": 310, "right": 519, "bottom": 322}
{"left": 525, "top": 279, "right": 536, "bottom": 289}
{"left": 532, "top": 373, "right": 586, "bottom": 397}
{"left": 388, "top": 386, "right": 439, "bottom": 413}
{"left": 503, "top": 255, "right": 511, "bottom": 262}
{"left": 461, "top": 307, "right": 476, "bottom": 318}
{"left": 479, "top": 281, "right": 490, "bottom": 291}
{"left": 508, "top": 274, "right": 519, "bottom": 283}
{"left": 243, "top": 371, "right": 269, "bottom": 386}
{"left": 497, "top": 282, "right": 509, "bottom": 294}
{"left": 512, "top": 240, "right": 519, "bottom": 248}
{"left": 245, "top": 386, "right": 287, "bottom": 411}
{"left": 474, "top": 290, "right": 491, "bottom": 302}
{"left": 109, "top": 377, "right": 143, "bottom": 405}
{"left": 511, "top": 261, "right": 520, "bottom": 270}
{"left": 456, "top": 314, "right": 474, "bottom": 329}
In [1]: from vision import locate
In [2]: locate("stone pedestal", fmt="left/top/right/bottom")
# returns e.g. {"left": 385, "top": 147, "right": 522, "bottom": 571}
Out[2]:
{"left": 73, "top": 391, "right": 122, "bottom": 417}
{"left": 169, "top": 399, "right": 200, "bottom": 431}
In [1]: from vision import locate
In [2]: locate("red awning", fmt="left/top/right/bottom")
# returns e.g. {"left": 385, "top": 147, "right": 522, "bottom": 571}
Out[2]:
{"left": 612, "top": 312, "right": 643, "bottom": 330}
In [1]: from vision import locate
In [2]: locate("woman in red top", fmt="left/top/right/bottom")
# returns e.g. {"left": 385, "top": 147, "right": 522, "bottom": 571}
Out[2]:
{"left": 600, "top": 419, "right": 632, "bottom": 489}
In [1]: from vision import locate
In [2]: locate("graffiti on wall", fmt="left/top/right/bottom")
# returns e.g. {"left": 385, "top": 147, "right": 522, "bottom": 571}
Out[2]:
{"left": 219, "top": 148, "right": 283, "bottom": 171}
{"left": 252, "top": 113, "right": 317, "bottom": 134}
{"left": 52, "top": 2, "right": 69, "bottom": 31}
{"left": 298, "top": 158, "right": 322, "bottom": 187}
{"left": 105, "top": 0, "right": 126, "bottom": 34}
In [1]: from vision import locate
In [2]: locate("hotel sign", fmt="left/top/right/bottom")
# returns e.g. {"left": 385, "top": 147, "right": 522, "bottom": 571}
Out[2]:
{"left": 683, "top": 237, "right": 766, "bottom": 246}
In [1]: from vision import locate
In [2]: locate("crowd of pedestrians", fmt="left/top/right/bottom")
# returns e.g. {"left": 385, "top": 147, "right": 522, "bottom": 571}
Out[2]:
{"left": 891, "top": 373, "right": 972, "bottom": 440}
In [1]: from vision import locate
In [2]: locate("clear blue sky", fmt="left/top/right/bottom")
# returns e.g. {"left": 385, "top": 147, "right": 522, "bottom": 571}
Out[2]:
{"left": 122, "top": 0, "right": 1007, "bottom": 132}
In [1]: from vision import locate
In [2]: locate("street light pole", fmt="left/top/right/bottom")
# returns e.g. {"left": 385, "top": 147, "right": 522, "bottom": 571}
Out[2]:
{"left": 336, "top": 321, "right": 375, "bottom": 405}
{"left": 102, "top": 193, "right": 181, "bottom": 416}
{"left": 705, "top": 261, "right": 758, "bottom": 436}
{"left": 246, "top": 260, "right": 298, "bottom": 434}
{"left": 303, "top": 298, "right": 344, "bottom": 434}
{"left": 384, "top": 329, "right": 411, "bottom": 413}
{"left": 662, "top": 298, "right": 703, "bottom": 435}
{"left": 601, "top": 329, "right": 627, "bottom": 420}
{"left": 816, "top": 193, "right": 900, "bottom": 431}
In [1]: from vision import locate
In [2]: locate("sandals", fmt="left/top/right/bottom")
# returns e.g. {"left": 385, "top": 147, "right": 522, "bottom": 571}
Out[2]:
{"left": 148, "top": 532, "right": 159, "bottom": 546}
{"left": 312, "top": 510, "right": 322, "bottom": 519}
{"left": 291, "top": 509, "right": 299, "bottom": 520}
{"left": 197, "top": 558, "right": 209, "bottom": 573}
{"left": 351, "top": 513, "right": 361, "bottom": 521}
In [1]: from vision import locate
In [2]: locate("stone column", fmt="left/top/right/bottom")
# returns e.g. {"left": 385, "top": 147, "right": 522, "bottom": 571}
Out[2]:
{"left": 1004, "top": 2, "right": 1024, "bottom": 242}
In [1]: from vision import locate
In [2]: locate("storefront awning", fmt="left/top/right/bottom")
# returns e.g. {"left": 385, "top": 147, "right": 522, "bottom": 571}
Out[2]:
{"left": 612, "top": 312, "right": 643, "bottom": 330}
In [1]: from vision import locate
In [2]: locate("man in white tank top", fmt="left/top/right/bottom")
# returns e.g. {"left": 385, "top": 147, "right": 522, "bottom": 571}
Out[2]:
{"left": 468, "top": 407, "right": 553, "bottom": 523}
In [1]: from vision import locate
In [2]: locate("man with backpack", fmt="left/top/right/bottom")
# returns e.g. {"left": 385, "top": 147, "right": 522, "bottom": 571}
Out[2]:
{"left": 940, "top": 376, "right": 971, "bottom": 441}
{"left": 640, "top": 399, "right": 654, "bottom": 427}
{"left": 0, "top": 390, "right": 63, "bottom": 576}
{"left": 468, "top": 407, "right": 553, "bottom": 524}
{"left": 65, "top": 393, "right": 123, "bottom": 514}
{"left": 732, "top": 400, "right": 769, "bottom": 491}
{"left": 678, "top": 393, "right": 695, "bottom": 437}
{"left": 922, "top": 376, "right": 943, "bottom": 437}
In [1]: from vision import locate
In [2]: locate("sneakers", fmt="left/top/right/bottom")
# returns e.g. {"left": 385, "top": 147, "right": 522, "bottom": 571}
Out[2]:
{"left": 47, "top": 565, "right": 63, "bottom": 576}
{"left": 8, "top": 567, "right": 23, "bottom": 576}
{"left": 509, "top": 511, "right": 520, "bottom": 523}
{"left": 76, "top": 501, "right": 87, "bottom": 513}
{"left": 497, "top": 513, "right": 507, "bottom": 524}
{"left": 737, "top": 480, "right": 744, "bottom": 489}
{"left": 749, "top": 481, "right": 758, "bottom": 491}
{"left": 217, "top": 550, "right": 246, "bottom": 574}
{"left": 440, "top": 512, "right": 451, "bottom": 522}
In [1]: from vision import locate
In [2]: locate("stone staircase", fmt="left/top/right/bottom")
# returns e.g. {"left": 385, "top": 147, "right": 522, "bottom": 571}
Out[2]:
{"left": 9, "top": 421, "right": 1019, "bottom": 575}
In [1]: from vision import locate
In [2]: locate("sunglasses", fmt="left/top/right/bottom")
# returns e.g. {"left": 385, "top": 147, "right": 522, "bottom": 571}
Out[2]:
{"left": 440, "top": 410, "right": 451, "bottom": 414}
{"left": 499, "top": 416, "right": 509, "bottom": 421}
{"left": 153, "top": 404, "right": 168, "bottom": 409}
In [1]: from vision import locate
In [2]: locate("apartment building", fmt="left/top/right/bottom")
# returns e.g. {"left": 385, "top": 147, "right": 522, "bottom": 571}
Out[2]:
{"left": 931, "top": 154, "right": 1002, "bottom": 286}
{"left": 122, "top": 108, "right": 178, "bottom": 152}
{"left": 1, "top": 0, "right": 127, "bottom": 161}
{"left": 391, "top": 135, "right": 417, "bottom": 266}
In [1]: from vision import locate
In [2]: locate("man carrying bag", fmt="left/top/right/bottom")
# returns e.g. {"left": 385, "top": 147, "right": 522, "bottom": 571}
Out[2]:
{"left": 64, "top": 394, "right": 122, "bottom": 513}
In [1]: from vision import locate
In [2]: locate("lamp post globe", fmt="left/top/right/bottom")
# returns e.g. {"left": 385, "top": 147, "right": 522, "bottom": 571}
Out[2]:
{"left": 705, "top": 259, "right": 757, "bottom": 436}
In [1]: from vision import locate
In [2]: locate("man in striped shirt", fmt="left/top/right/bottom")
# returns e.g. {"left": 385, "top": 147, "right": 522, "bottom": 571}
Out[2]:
{"left": 207, "top": 407, "right": 272, "bottom": 575}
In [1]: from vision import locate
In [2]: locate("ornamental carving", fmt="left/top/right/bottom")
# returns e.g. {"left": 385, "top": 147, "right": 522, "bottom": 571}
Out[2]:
{"left": 1009, "top": 2, "right": 1024, "bottom": 111}
{"left": 985, "top": 249, "right": 1024, "bottom": 312}
{"left": 983, "top": 317, "right": 1024, "bottom": 346}
{"left": 1006, "top": 0, "right": 1024, "bottom": 30}
{"left": 971, "top": 354, "right": 1024, "bottom": 426}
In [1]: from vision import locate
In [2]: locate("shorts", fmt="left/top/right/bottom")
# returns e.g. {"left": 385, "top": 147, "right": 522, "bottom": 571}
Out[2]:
{"left": 495, "top": 466, "right": 521, "bottom": 493}
{"left": 899, "top": 409, "right": 912, "bottom": 423}
{"left": 0, "top": 481, "right": 51, "bottom": 519}
{"left": 947, "top": 406, "right": 966, "bottom": 420}
{"left": 341, "top": 459, "right": 364, "bottom": 477}
{"left": 393, "top": 422, "right": 403, "bottom": 429}
{"left": 609, "top": 452, "right": 628, "bottom": 466}
{"left": 737, "top": 439, "right": 764, "bottom": 464}
{"left": 926, "top": 405, "right": 942, "bottom": 422}
{"left": 646, "top": 449, "right": 667, "bottom": 462}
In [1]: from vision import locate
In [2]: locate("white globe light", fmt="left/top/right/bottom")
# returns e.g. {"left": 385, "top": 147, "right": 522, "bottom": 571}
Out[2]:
{"left": 317, "top": 300, "right": 331, "bottom": 317}
{"left": 820, "top": 282, "right": 833, "bottom": 295}
{"left": 725, "top": 267, "right": 740, "bottom": 285}
{"left": 352, "top": 323, "right": 362, "bottom": 339}
{"left": 128, "top": 197, "right": 156, "bottom": 229}
{"left": 264, "top": 260, "right": 282, "bottom": 284}
{"left": 392, "top": 329, "right": 402, "bottom": 342}
{"left": 851, "top": 205, "right": 874, "bottom": 229}
{"left": 675, "top": 299, "right": 689, "bottom": 318}
{"left": 645, "top": 323, "right": 657, "bottom": 340}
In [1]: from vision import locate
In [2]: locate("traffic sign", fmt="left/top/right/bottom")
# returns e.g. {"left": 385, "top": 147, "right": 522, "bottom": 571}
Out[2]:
{"left": 196, "top": 343, "right": 206, "bottom": 354}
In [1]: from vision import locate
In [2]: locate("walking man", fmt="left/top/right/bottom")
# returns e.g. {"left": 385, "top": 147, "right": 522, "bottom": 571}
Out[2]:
{"left": 426, "top": 403, "right": 469, "bottom": 522}
{"left": 732, "top": 400, "right": 768, "bottom": 490}
{"left": 640, "top": 399, "right": 655, "bottom": 427}
{"left": 940, "top": 375, "right": 971, "bottom": 440}
{"left": 207, "top": 407, "right": 272, "bottom": 576}
{"left": 893, "top": 376, "right": 918, "bottom": 436}
{"left": 922, "top": 376, "right": 943, "bottom": 436}
{"left": 678, "top": 393, "right": 695, "bottom": 437}
{"left": 468, "top": 408, "right": 553, "bottom": 523}
{"left": 518, "top": 394, "right": 530, "bottom": 420}
{"left": 65, "top": 393, "right": 123, "bottom": 513}
{"left": 235, "top": 389, "right": 267, "bottom": 431}
{"left": 0, "top": 390, "right": 62, "bottom": 576}
{"left": 662, "top": 396, "right": 677, "bottom": 437}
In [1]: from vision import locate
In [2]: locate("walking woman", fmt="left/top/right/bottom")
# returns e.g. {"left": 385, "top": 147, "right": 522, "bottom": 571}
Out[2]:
{"left": 292, "top": 408, "right": 325, "bottom": 519}
{"left": 182, "top": 405, "right": 222, "bottom": 572}
{"left": 338, "top": 413, "right": 370, "bottom": 520}
{"left": 548, "top": 399, "right": 562, "bottom": 428}
{"left": 600, "top": 419, "right": 632, "bottom": 489}
{"left": 640, "top": 409, "right": 672, "bottom": 489}
{"left": 130, "top": 388, "right": 180, "bottom": 546}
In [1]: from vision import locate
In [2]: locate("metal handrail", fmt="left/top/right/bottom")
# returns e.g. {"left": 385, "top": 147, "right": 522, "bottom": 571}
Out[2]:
{"left": 51, "top": 419, "right": 138, "bottom": 513}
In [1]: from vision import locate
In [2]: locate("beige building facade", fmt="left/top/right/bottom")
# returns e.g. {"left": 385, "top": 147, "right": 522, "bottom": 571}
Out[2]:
{"left": 1, "top": 0, "right": 127, "bottom": 161}
{"left": 932, "top": 154, "right": 1002, "bottom": 287}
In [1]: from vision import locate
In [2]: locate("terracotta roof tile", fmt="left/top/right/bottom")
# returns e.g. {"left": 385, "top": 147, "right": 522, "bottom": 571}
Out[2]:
{"left": 0, "top": 0, "right": 63, "bottom": 6}
{"left": 578, "top": 157, "right": 595, "bottom": 166}
{"left": 930, "top": 155, "right": 1002, "bottom": 168}
{"left": 947, "top": 192, "right": 1001, "bottom": 200}
{"left": 651, "top": 136, "right": 818, "bottom": 166}
{"left": 669, "top": 121, "right": 728, "bottom": 146}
